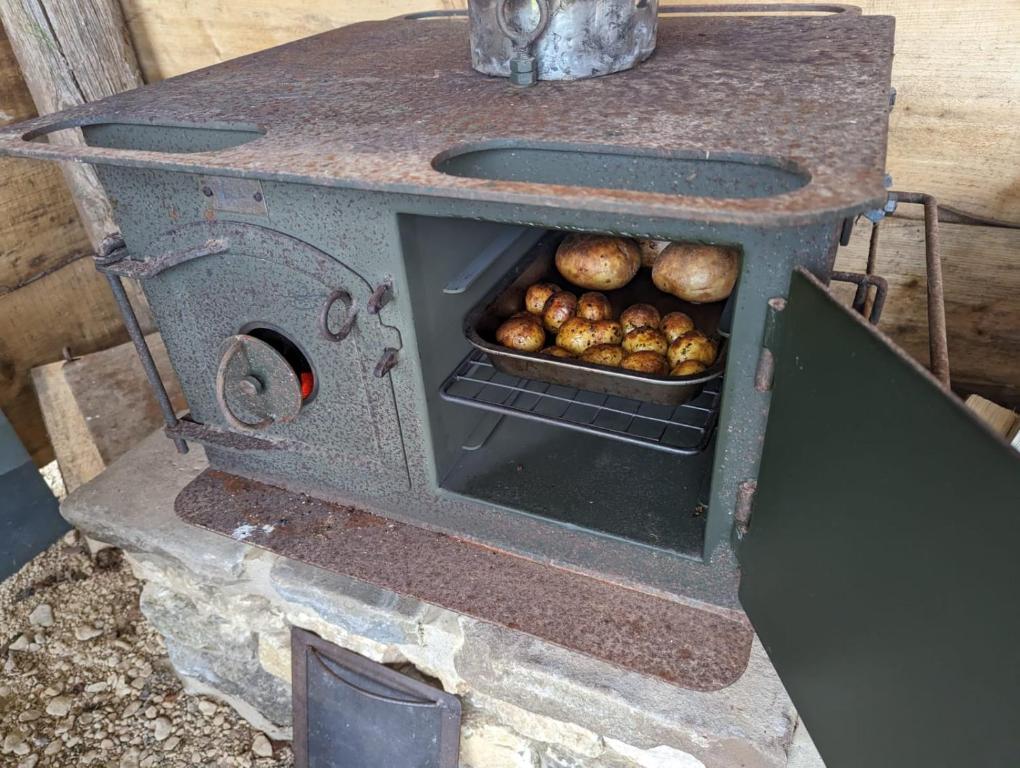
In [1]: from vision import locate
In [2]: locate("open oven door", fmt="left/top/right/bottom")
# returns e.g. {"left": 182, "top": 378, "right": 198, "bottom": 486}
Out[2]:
{"left": 737, "top": 269, "right": 1020, "bottom": 768}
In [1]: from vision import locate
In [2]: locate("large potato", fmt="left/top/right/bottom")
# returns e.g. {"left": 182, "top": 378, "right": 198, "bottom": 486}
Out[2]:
{"left": 576, "top": 292, "right": 613, "bottom": 321}
{"left": 620, "top": 303, "right": 661, "bottom": 334}
{"left": 667, "top": 330, "right": 718, "bottom": 368}
{"left": 652, "top": 243, "right": 739, "bottom": 303}
{"left": 542, "top": 291, "right": 577, "bottom": 333}
{"left": 660, "top": 311, "right": 695, "bottom": 343}
{"left": 620, "top": 351, "right": 669, "bottom": 376}
{"left": 591, "top": 319, "right": 624, "bottom": 346}
{"left": 555, "top": 234, "right": 641, "bottom": 291}
{"left": 622, "top": 328, "right": 669, "bottom": 356}
{"left": 580, "top": 344, "right": 625, "bottom": 367}
{"left": 525, "top": 282, "right": 559, "bottom": 315}
{"left": 496, "top": 315, "right": 545, "bottom": 352}
{"left": 556, "top": 317, "right": 601, "bottom": 355}
{"left": 541, "top": 346, "right": 575, "bottom": 359}
{"left": 670, "top": 360, "right": 707, "bottom": 377}
{"left": 637, "top": 239, "right": 670, "bottom": 268}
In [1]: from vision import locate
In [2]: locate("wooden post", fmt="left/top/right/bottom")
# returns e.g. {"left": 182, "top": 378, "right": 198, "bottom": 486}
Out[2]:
{"left": 0, "top": 0, "right": 144, "bottom": 248}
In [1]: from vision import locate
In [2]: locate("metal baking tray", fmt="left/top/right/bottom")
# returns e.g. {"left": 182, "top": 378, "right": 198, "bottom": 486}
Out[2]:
{"left": 464, "top": 233, "right": 727, "bottom": 406}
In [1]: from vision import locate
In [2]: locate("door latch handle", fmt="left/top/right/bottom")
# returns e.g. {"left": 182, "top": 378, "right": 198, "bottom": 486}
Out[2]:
{"left": 374, "top": 348, "right": 399, "bottom": 378}
{"left": 367, "top": 278, "right": 393, "bottom": 315}
{"left": 320, "top": 289, "right": 358, "bottom": 342}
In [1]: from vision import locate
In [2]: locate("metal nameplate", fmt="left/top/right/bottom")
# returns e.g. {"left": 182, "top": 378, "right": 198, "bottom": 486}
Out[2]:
{"left": 199, "top": 176, "right": 268, "bottom": 216}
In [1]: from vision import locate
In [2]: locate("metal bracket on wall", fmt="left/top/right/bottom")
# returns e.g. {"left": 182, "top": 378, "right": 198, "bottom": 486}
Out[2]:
{"left": 95, "top": 233, "right": 189, "bottom": 454}
{"left": 839, "top": 191, "right": 951, "bottom": 389}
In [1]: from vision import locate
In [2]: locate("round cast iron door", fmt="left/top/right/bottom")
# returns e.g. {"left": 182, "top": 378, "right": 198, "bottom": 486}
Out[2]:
{"left": 216, "top": 334, "right": 303, "bottom": 430}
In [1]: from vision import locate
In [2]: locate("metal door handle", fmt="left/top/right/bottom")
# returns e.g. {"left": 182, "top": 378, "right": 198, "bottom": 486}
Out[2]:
{"left": 320, "top": 288, "right": 358, "bottom": 342}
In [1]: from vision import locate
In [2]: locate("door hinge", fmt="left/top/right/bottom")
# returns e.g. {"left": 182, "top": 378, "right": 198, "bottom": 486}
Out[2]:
{"left": 734, "top": 479, "right": 757, "bottom": 537}
{"left": 754, "top": 297, "right": 787, "bottom": 393}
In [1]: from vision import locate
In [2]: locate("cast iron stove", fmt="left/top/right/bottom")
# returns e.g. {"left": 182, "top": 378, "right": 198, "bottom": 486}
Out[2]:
{"left": 2, "top": 6, "right": 1018, "bottom": 767}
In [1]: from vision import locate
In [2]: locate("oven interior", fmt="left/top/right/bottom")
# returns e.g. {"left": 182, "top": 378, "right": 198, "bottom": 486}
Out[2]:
{"left": 401, "top": 215, "right": 737, "bottom": 560}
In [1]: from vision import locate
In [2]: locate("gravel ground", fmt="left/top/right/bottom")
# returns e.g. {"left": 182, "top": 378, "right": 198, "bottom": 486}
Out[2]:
{"left": 0, "top": 531, "right": 294, "bottom": 767}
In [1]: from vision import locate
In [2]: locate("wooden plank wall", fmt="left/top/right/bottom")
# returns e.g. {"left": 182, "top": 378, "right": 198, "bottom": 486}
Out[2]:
{"left": 0, "top": 24, "right": 130, "bottom": 466}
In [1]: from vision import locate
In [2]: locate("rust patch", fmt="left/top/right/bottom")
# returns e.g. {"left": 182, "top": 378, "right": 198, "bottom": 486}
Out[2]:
{"left": 176, "top": 469, "right": 754, "bottom": 692}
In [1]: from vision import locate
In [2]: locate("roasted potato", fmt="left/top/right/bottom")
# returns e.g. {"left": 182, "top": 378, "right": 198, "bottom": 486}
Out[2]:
{"left": 670, "top": 360, "right": 708, "bottom": 377}
{"left": 496, "top": 315, "right": 545, "bottom": 352}
{"left": 622, "top": 328, "right": 669, "bottom": 356}
{"left": 576, "top": 292, "right": 613, "bottom": 321}
{"left": 580, "top": 344, "right": 625, "bottom": 367}
{"left": 525, "top": 282, "right": 560, "bottom": 315}
{"left": 660, "top": 311, "right": 695, "bottom": 343}
{"left": 541, "top": 291, "right": 577, "bottom": 333}
{"left": 620, "top": 351, "right": 670, "bottom": 376}
{"left": 541, "top": 346, "right": 575, "bottom": 359}
{"left": 620, "top": 303, "right": 661, "bottom": 334}
{"left": 652, "top": 243, "right": 739, "bottom": 303}
{"left": 556, "top": 317, "right": 601, "bottom": 355}
{"left": 667, "top": 330, "right": 718, "bottom": 368}
{"left": 555, "top": 234, "right": 641, "bottom": 291}
{"left": 637, "top": 239, "right": 670, "bottom": 269}
{"left": 591, "top": 319, "right": 624, "bottom": 346}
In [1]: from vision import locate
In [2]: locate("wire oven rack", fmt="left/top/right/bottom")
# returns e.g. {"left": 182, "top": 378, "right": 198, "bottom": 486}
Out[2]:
{"left": 440, "top": 350, "right": 722, "bottom": 455}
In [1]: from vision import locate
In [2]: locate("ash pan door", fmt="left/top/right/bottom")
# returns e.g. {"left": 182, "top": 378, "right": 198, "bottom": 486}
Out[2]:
{"left": 739, "top": 269, "right": 1020, "bottom": 768}
{"left": 142, "top": 221, "right": 408, "bottom": 490}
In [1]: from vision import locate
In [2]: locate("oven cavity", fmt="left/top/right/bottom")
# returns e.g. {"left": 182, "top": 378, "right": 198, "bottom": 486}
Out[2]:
{"left": 402, "top": 216, "right": 735, "bottom": 560}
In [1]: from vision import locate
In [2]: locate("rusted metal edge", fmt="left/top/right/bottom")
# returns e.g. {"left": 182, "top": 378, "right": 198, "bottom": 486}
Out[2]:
{"left": 0, "top": 14, "right": 894, "bottom": 227}
{"left": 176, "top": 469, "right": 754, "bottom": 691}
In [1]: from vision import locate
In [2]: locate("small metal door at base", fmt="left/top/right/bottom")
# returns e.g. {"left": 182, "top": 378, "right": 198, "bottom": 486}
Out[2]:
{"left": 291, "top": 629, "right": 461, "bottom": 768}
{"left": 739, "top": 269, "right": 1020, "bottom": 768}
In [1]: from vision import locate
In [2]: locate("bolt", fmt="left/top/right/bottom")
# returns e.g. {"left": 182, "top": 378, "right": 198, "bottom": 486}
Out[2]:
{"left": 201, "top": 185, "right": 214, "bottom": 197}
{"left": 238, "top": 375, "right": 263, "bottom": 397}
{"left": 509, "top": 53, "right": 537, "bottom": 87}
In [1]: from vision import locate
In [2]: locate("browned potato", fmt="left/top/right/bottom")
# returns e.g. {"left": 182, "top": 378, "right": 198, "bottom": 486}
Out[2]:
{"left": 620, "top": 351, "right": 669, "bottom": 376}
{"left": 652, "top": 243, "right": 739, "bottom": 303}
{"left": 576, "top": 292, "right": 613, "bottom": 321}
{"left": 542, "top": 291, "right": 577, "bottom": 333}
{"left": 620, "top": 303, "right": 661, "bottom": 334}
{"left": 556, "top": 317, "right": 601, "bottom": 355}
{"left": 555, "top": 234, "right": 641, "bottom": 291}
{"left": 541, "top": 346, "right": 575, "bottom": 359}
{"left": 637, "top": 239, "right": 670, "bottom": 268}
{"left": 591, "top": 319, "right": 624, "bottom": 346}
{"left": 670, "top": 360, "right": 708, "bottom": 377}
{"left": 622, "top": 328, "right": 669, "bottom": 356}
{"left": 525, "top": 282, "right": 560, "bottom": 315}
{"left": 667, "top": 330, "right": 718, "bottom": 368}
{"left": 660, "top": 311, "right": 696, "bottom": 343}
{"left": 496, "top": 315, "right": 545, "bottom": 352}
{"left": 580, "top": 344, "right": 625, "bottom": 367}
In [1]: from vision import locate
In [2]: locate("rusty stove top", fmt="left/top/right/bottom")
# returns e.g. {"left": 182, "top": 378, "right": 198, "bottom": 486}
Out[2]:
{"left": 0, "top": 11, "right": 895, "bottom": 226}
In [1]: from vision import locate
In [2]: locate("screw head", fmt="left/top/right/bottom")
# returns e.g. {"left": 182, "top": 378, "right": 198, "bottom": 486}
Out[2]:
{"left": 201, "top": 185, "right": 214, "bottom": 197}
{"left": 238, "top": 375, "right": 263, "bottom": 397}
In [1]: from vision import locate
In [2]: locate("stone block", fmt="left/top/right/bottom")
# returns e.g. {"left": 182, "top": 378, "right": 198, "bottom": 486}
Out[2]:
{"left": 61, "top": 430, "right": 821, "bottom": 768}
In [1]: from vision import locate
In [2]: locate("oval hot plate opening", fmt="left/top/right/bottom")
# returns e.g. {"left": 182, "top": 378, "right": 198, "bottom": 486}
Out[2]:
{"left": 433, "top": 142, "right": 810, "bottom": 199}
{"left": 24, "top": 121, "right": 265, "bottom": 154}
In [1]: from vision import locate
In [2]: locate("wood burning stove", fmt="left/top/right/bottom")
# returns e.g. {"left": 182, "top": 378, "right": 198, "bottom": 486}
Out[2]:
{"left": 3, "top": 7, "right": 1018, "bottom": 767}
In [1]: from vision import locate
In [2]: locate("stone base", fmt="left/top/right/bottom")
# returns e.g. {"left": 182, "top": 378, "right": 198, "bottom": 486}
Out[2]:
{"left": 62, "top": 431, "right": 825, "bottom": 768}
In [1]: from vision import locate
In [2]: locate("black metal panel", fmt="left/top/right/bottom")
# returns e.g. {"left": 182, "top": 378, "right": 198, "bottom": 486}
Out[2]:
{"left": 739, "top": 270, "right": 1020, "bottom": 768}
{"left": 0, "top": 410, "right": 66, "bottom": 580}
{"left": 292, "top": 629, "right": 460, "bottom": 768}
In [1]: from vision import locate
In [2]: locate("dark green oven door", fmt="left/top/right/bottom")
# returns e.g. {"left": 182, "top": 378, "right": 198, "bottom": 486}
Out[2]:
{"left": 739, "top": 269, "right": 1020, "bottom": 768}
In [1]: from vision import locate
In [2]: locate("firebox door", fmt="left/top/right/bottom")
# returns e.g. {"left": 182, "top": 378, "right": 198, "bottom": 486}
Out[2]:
{"left": 738, "top": 269, "right": 1020, "bottom": 768}
{"left": 139, "top": 221, "right": 409, "bottom": 490}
